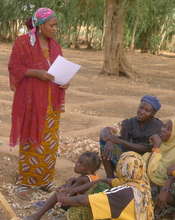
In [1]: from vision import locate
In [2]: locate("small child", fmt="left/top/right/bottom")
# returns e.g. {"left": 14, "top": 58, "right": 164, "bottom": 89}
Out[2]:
{"left": 149, "top": 119, "right": 172, "bottom": 151}
{"left": 24, "top": 151, "right": 102, "bottom": 220}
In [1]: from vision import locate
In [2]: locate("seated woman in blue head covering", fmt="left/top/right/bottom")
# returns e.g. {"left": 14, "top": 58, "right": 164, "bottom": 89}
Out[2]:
{"left": 100, "top": 95, "right": 163, "bottom": 178}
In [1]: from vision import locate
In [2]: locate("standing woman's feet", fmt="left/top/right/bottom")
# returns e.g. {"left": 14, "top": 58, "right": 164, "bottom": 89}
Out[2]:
{"left": 15, "top": 185, "right": 33, "bottom": 200}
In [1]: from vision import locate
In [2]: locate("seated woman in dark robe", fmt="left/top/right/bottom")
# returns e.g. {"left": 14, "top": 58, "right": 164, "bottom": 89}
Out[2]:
{"left": 100, "top": 95, "right": 162, "bottom": 177}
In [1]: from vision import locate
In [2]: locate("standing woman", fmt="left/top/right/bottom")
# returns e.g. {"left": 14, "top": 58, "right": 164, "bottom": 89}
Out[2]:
{"left": 8, "top": 8, "right": 68, "bottom": 196}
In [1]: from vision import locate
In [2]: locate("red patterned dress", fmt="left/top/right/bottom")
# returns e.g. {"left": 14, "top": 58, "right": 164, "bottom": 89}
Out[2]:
{"left": 8, "top": 34, "right": 65, "bottom": 188}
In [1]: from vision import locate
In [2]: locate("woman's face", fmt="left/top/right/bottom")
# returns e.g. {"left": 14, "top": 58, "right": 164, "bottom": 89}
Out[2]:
{"left": 160, "top": 120, "right": 172, "bottom": 142}
{"left": 137, "top": 102, "right": 155, "bottom": 122}
{"left": 40, "top": 17, "right": 57, "bottom": 38}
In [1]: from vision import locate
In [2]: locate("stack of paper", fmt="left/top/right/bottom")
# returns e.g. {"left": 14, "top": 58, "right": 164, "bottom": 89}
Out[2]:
{"left": 48, "top": 55, "right": 81, "bottom": 85}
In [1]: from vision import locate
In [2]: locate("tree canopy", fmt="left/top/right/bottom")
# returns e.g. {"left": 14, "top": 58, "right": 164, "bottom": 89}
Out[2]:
{"left": 0, "top": 0, "right": 175, "bottom": 53}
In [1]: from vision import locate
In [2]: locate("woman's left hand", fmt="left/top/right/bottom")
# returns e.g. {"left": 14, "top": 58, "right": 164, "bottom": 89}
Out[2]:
{"left": 60, "top": 83, "right": 70, "bottom": 89}
{"left": 149, "top": 134, "right": 162, "bottom": 148}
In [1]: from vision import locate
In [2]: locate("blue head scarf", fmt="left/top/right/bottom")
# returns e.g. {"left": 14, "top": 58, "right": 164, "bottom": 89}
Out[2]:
{"left": 141, "top": 95, "right": 161, "bottom": 111}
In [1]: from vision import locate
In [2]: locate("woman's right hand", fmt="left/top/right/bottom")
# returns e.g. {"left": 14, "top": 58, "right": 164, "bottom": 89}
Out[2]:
{"left": 25, "top": 69, "right": 54, "bottom": 81}
{"left": 36, "top": 70, "right": 54, "bottom": 81}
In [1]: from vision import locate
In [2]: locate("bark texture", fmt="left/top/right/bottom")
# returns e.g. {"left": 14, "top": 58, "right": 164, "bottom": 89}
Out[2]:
{"left": 102, "top": 0, "right": 132, "bottom": 77}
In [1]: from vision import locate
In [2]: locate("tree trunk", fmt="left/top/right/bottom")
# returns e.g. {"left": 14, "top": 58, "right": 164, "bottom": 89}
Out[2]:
{"left": 101, "top": 0, "right": 132, "bottom": 77}
{"left": 130, "top": 16, "right": 138, "bottom": 50}
{"left": 157, "top": 30, "right": 167, "bottom": 54}
{"left": 73, "top": 24, "right": 82, "bottom": 49}
{"left": 157, "top": 20, "right": 168, "bottom": 54}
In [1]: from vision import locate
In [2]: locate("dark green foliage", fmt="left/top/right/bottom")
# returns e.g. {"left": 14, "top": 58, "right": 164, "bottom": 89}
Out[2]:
{"left": 124, "top": 0, "right": 175, "bottom": 53}
{"left": 0, "top": 0, "right": 175, "bottom": 52}
{"left": 0, "top": 0, "right": 105, "bottom": 48}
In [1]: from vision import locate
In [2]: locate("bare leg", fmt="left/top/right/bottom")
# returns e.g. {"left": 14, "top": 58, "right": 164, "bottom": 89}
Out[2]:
{"left": 100, "top": 139, "right": 115, "bottom": 178}
{"left": 101, "top": 158, "right": 115, "bottom": 178}
{"left": 23, "top": 192, "right": 57, "bottom": 220}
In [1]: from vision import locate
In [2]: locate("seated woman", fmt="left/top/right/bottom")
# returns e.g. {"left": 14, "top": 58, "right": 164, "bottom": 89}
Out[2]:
{"left": 143, "top": 119, "right": 175, "bottom": 219}
{"left": 55, "top": 152, "right": 154, "bottom": 220}
{"left": 100, "top": 95, "right": 162, "bottom": 177}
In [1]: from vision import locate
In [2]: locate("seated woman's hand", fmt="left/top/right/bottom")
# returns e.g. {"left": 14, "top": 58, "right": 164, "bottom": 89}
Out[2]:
{"left": 100, "top": 127, "right": 113, "bottom": 142}
{"left": 149, "top": 134, "right": 162, "bottom": 148}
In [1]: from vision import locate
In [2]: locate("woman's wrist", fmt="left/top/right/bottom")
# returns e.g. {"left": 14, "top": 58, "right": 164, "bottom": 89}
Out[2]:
{"left": 106, "top": 131, "right": 114, "bottom": 142}
{"left": 152, "top": 147, "right": 160, "bottom": 153}
{"left": 102, "top": 134, "right": 112, "bottom": 142}
{"left": 105, "top": 138, "right": 113, "bottom": 143}
{"left": 35, "top": 70, "right": 47, "bottom": 79}
{"left": 101, "top": 127, "right": 113, "bottom": 142}
{"left": 25, "top": 69, "right": 44, "bottom": 78}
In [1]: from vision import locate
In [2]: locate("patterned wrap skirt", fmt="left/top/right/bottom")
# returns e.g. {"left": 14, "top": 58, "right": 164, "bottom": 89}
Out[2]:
{"left": 18, "top": 106, "right": 60, "bottom": 187}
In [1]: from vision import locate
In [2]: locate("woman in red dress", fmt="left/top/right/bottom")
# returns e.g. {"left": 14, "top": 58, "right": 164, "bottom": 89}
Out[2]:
{"left": 8, "top": 8, "right": 68, "bottom": 196}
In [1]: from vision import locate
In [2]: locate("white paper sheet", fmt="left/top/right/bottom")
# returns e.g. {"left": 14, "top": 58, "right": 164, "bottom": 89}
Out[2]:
{"left": 48, "top": 55, "right": 81, "bottom": 85}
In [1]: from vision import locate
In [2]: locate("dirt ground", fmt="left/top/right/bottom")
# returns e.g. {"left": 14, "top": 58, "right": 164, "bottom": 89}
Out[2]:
{"left": 0, "top": 43, "right": 175, "bottom": 219}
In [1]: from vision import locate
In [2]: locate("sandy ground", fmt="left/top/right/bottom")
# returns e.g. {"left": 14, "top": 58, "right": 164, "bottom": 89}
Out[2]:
{"left": 0, "top": 43, "right": 175, "bottom": 219}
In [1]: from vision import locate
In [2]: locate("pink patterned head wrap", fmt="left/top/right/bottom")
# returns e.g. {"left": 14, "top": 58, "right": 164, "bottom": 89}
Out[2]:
{"left": 29, "top": 8, "right": 56, "bottom": 46}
